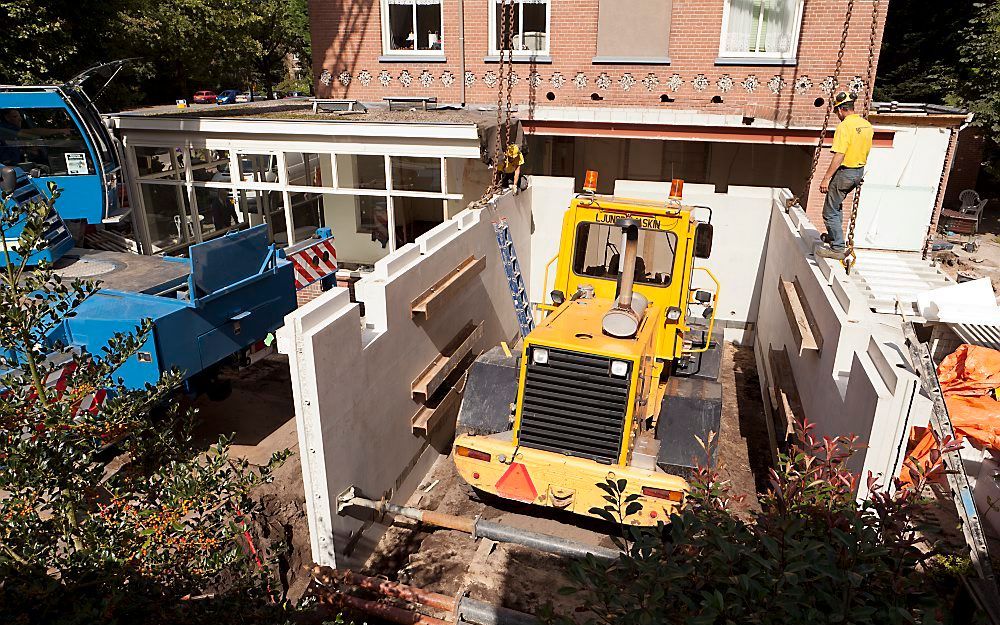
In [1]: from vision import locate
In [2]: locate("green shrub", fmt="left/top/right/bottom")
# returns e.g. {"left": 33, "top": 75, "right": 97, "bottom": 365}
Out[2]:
{"left": 0, "top": 183, "right": 290, "bottom": 623}
{"left": 547, "top": 424, "right": 967, "bottom": 625}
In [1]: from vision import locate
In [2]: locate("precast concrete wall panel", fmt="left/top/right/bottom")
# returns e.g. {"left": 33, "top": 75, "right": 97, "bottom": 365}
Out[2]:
{"left": 525, "top": 176, "right": 575, "bottom": 305}
{"left": 754, "top": 197, "right": 930, "bottom": 499}
{"left": 278, "top": 191, "right": 530, "bottom": 567}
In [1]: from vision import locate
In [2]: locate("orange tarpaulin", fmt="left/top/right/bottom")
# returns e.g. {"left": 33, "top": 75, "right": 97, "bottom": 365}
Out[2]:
{"left": 938, "top": 344, "right": 1000, "bottom": 397}
{"left": 899, "top": 344, "right": 1000, "bottom": 487}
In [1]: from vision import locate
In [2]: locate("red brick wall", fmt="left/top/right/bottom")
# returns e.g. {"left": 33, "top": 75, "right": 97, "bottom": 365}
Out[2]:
{"left": 310, "top": 0, "right": 886, "bottom": 129}
{"left": 943, "top": 125, "right": 985, "bottom": 206}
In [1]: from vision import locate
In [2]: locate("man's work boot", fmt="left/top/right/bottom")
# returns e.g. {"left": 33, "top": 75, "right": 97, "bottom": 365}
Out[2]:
{"left": 815, "top": 246, "right": 846, "bottom": 260}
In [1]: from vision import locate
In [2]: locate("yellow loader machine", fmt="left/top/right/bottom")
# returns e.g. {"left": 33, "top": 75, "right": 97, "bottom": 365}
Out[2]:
{"left": 454, "top": 174, "right": 723, "bottom": 525}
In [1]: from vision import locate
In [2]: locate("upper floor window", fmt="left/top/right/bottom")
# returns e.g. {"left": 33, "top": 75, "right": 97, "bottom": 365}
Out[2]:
{"left": 382, "top": 0, "right": 444, "bottom": 56}
{"left": 490, "top": 0, "right": 550, "bottom": 57}
{"left": 719, "top": 0, "right": 803, "bottom": 61}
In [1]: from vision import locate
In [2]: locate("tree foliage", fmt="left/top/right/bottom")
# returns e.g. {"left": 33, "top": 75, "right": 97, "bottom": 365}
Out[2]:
{"left": 546, "top": 424, "right": 970, "bottom": 625}
{"left": 0, "top": 0, "right": 311, "bottom": 107}
{"left": 0, "top": 183, "right": 289, "bottom": 623}
{"left": 877, "top": 0, "right": 1000, "bottom": 181}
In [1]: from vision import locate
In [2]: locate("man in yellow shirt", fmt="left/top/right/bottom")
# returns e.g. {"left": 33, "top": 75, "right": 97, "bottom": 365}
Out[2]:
{"left": 816, "top": 91, "right": 874, "bottom": 260}
{"left": 499, "top": 143, "right": 524, "bottom": 191}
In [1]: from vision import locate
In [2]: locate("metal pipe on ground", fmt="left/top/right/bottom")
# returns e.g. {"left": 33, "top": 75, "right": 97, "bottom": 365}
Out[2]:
{"left": 317, "top": 589, "right": 451, "bottom": 625}
{"left": 457, "top": 597, "right": 539, "bottom": 625}
{"left": 322, "top": 569, "right": 541, "bottom": 625}
{"left": 340, "top": 492, "right": 620, "bottom": 560}
{"left": 331, "top": 569, "right": 457, "bottom": 612}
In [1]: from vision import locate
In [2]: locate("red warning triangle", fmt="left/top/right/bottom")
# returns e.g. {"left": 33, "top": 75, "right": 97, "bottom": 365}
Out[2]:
{"left": 495, "top": 463, "right": 538, "bottom": 503}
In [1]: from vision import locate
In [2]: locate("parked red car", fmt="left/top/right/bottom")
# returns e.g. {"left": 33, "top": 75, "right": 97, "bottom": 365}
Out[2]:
{"left": 192, "top": 90, "right": 217, "bottom": 104}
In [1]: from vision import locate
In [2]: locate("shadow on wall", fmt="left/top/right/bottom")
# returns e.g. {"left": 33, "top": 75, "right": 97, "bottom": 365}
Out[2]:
{"left": 315, "top": 1, "right": 377, "bottom": 98}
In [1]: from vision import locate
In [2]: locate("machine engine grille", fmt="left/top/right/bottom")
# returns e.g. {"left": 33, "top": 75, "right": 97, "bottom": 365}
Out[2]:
{"left": 517, "top": 347, "right": 630, "bottom": 463}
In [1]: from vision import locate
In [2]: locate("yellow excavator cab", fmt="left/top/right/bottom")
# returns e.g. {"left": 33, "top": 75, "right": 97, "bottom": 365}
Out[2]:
{"left": 454, "top": 174, "right": 722, "bottom": 525}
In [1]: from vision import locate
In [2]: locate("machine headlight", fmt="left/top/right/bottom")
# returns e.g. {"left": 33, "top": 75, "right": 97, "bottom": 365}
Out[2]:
{"left": 610, "top": 360, "right": 629, "bottom": 377}
{"left": 665, "top": 306, "right": 682, "bottom": 324}
{"left": 532, "top": 348, "right": 549, "bottom": 365}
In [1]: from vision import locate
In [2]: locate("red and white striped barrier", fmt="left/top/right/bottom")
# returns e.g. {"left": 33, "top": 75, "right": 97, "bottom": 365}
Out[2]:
{"left": 43, "top": 362, "right": 108, "bottom": 417}
{"left": 286, "top": 238, "right": 338, "bottom": 290}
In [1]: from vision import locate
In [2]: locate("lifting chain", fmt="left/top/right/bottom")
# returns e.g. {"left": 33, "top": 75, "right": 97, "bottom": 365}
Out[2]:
{"left": 799, "top": 0, "right": 856, "bottom": 207}
{"left": 843, "top": 0, "right": 882, "bottom": 275}
{"left": 475, "top": 0, "right": 517, "bottom": 206}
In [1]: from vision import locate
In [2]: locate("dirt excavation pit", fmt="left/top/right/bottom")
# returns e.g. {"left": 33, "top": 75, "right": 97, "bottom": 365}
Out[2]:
{"left": 192, "top": 356, "right": 314, "bottom": 602}
{"left": 360, "top": 341, "right": 772, "bottom": 615}
{"left": 189, "top": 342, "right": 772, "bottom": 612}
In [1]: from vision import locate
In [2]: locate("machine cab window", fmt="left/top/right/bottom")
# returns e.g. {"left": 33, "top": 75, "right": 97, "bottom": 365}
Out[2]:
{"left": 572, "top": 221, "right": 678, "bottom": 286}
{"left": 0, "top": 108, "right": 93, "bottom": 176}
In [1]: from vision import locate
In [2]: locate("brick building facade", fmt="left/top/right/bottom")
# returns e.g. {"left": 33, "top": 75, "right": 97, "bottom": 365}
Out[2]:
{"left": 310, "top": 0, "right": 888, "bottom": 222}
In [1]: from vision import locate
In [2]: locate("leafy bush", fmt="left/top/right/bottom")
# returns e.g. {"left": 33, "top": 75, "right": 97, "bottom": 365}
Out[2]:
{"left": 548, "top": 424, "right": 968, "bottom": 625}
{"left": 0, "top": 182, "right": 290, "bottom": 623}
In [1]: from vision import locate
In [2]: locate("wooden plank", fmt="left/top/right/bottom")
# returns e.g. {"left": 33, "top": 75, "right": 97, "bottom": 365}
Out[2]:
{"left": 768, "top": 346, "right": 804, "bottom": 448}
{"left": 410, "top": 255, "right": 485, "bottom": 320}
{"left": 411, "top": 375, "right": 466, "bottom": 437}
{"left": 411, "top": 321, "right": 483, "bottom": 402}
{"left": 777, "top": 277, "right": 819, "bottom": 355}
{"left": 791, "top": 278, "right": 823, "bottom": 352}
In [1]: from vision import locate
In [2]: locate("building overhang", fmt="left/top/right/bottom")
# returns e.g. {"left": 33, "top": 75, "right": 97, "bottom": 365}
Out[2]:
{"left": 523, "top": 119, "right": 896, "bottom": 148}
{"left": 106, "top": 113, "right": 488, "bottom": 160}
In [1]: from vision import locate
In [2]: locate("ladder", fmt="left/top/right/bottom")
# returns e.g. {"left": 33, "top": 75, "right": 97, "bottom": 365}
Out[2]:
{"left": 494, "top": 219, "right": 534, "bottom": 337}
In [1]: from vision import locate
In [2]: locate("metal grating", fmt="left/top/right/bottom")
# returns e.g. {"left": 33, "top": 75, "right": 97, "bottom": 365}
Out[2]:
{"left": 517, "top": 347, "right": 630, "bottom": 463}
{"left": 948, "top": 323, "right": 1000, "bottom": 352}
{"left": 850, "top": 250, "right": 953, "bottom": 315}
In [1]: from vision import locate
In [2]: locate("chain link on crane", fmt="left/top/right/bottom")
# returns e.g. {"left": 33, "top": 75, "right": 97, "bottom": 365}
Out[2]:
{"left": 800, "top": 0, "right": 856, "bottom": 201}
{"left": 843, "top": 0, "right": 881, "bottom": 275}
{"left": 794, "top": 0, "right": 881, "bottom": 276}
{"left": 474, "top": 0, "right": 517, "bottom": 206}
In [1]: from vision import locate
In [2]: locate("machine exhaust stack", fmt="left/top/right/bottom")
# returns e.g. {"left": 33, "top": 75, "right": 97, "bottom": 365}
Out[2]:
{"left": 603, "top": 219, "right": 648, "bottom": 338}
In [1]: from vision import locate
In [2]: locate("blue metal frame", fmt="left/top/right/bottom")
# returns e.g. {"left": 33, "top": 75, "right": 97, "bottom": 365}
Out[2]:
{"left": 0, "top": 87, "right": 120, "bottom": 224}
{"left": 56, "top": 225, "right": 295, "bottom": 390}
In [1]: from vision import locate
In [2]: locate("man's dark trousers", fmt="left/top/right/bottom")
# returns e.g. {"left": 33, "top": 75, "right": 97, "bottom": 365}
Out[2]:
{"left": 822, "top": 166, "right": 864, "bottom": 252}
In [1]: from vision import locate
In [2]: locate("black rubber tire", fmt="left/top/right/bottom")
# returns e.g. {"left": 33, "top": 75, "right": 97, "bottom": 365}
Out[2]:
{"left": 206, "top": 378, "right": 233, "bottom": 402}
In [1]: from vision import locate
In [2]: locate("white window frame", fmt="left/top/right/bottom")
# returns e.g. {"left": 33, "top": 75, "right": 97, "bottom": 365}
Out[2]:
{"left": 488, "top": 0, "right": 551, "bottom": 58}
{"left": 380, "top": 0, "right": 445, "bottom": 58}
{"left": 127, "top": 141, "right": 465, "bottom": 253}
{"left": 718, "top": 0, "right": 804, "bottom": 62}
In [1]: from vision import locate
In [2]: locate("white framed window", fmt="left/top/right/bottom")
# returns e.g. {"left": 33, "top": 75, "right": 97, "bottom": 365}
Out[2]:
{"left": 489, "top": 0, "right": 550, "bottom": 57}
{"left": 719, "top": 0, "right": 804, "bottom": 61}
{"left": 381, "top": 0, "right": 444, "bottom": 56}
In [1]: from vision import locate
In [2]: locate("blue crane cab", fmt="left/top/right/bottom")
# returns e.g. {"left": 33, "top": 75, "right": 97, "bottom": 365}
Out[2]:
{"left": 0, "top": 62, "right": 125, "bottom": 224}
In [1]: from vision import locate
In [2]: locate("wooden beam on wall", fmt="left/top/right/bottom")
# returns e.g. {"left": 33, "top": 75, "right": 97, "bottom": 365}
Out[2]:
{"left": 778, "top": 277, "right": 823, "bottom": 355}
{"left": 768, "top": 346, "right": 805, "bottom": 449}
{"left": 411, "top": 320, "right": 484, "bottom": 403}
{"left": 410, "top": 255, "right": 486, "bottom": 320}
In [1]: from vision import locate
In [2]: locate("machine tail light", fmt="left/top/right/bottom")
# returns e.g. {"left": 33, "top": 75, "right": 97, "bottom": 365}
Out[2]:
{"left": 583, "top": 170, "right": 599, "bottom": 194}
{"left": 642, "top": 486, "right": 684, "bottom": 502}
{"left": 669, "top": 178, "right": 684, "bottom": 200}
{"left": 456, "top": 446, "right": 491, "bottom": 462}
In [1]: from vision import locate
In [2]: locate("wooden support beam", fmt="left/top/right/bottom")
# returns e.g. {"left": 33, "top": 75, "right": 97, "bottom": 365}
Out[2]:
{"left": 411, "top": 375, "right": 466, "bottom": 437}
{"left": 778, "top": 277, "right": 823, "bottom": 355}
{"left": 411, "top": 321, "right": 483, "bottom": 402}
{"left": 410, "top": 256, "right": 486, "bottom": 320}
{"left": 768, "top": 346, "right": 804, "bottom": 448}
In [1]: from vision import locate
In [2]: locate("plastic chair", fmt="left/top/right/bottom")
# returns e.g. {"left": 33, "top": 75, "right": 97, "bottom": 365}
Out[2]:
{"left": 941, "top": 198, "right": 988, "bottom": 235}
{"left": 958, "top": 189, "right": 981, "bottom": 212}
